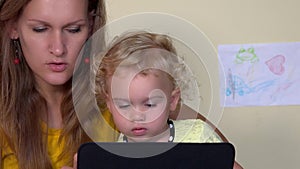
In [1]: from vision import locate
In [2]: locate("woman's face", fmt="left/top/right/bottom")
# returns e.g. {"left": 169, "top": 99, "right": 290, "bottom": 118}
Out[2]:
{"left": 10, "top": 0, "right": 90, "bottom": 87}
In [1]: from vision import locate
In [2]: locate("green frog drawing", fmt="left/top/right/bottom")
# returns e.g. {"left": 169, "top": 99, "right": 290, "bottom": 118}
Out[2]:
{"left": 235, "top": 47, "right": 259, "bottom": 64}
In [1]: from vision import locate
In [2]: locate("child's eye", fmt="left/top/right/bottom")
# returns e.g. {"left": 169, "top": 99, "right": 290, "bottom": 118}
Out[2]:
{"left": 113, "top": 100, "right": 131, "bottom": 109}
{"left": 144, "top": 103, "right": 157, "bottom": 108}
{"left": 117, "top": 104, "right": 130, "bottom": 109}
{"left": 144, "top": 97, "right": 165, "bottom": 108}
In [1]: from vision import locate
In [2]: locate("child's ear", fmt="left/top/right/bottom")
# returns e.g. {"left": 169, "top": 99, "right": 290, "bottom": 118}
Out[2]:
{"left": 104, "top": 93, "right": 112, "bottom": 110}
{"left": 170, "top": 88, "right": 180, "bottom": 111}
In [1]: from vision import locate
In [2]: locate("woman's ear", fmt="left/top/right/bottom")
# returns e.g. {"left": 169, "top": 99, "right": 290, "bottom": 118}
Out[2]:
{"left": 88, "top": 10, "right": 95, "bottom": 35}
{"left": 169, "top": 88, "right": 181, "bottom": 111}
{"left": 8, "top": 21, "right": 19, "bottom": 39}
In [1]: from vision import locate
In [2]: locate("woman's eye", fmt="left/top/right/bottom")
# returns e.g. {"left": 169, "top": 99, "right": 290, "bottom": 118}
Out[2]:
{"left": 32, "top": 27, "right": 47, "bottom": 33}
{"left": 67, "top": 27, "right": 81, "bottom": 33}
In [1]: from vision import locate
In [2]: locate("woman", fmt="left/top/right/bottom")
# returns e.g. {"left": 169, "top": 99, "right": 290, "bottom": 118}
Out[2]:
{"left": 0, "top": 0, "right": 115, "bottom": 168}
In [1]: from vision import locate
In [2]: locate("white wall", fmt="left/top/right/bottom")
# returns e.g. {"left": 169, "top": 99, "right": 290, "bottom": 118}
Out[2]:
{"left": 106, "top": 1, "right": 300, "bottom": 168}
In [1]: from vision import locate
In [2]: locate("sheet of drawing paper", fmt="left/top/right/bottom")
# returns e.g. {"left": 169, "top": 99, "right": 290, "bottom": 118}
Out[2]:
{"left": 218, "top": 42, "right": 300, "bottom": 107}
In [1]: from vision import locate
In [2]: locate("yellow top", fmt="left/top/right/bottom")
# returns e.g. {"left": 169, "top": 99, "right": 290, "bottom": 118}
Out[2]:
{"left": 1, "top": 126, "right": 67, "bottom": 169}
{"left": 1, "top": 109, "right": 117, "bottom": 169}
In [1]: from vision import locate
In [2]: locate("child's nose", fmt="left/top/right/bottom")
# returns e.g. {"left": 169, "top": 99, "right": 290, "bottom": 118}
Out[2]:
{"left": 129, "top": 111, "right": 146, "bottom": 122}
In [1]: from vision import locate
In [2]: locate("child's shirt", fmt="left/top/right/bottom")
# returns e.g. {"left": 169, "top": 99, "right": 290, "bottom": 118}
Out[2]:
{"left": 173, "top": 119, "right": 222, "bottom": 142}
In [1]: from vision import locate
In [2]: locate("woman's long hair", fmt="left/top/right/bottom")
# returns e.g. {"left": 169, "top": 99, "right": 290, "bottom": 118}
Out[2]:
{"left": 0, "top": 0, "right": 106, "bottom": 169}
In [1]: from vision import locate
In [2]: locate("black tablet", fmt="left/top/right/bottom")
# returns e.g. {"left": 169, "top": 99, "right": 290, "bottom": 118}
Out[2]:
{"left": 77, "top": 142, "right": 235, "bottom": 169}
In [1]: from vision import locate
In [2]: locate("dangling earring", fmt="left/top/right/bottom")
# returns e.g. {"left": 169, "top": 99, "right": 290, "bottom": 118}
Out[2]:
{"left": 12, "top": 39, "right": 21, "bottom": 64}
{"left": 83, "top": 40, "right": 91, "bottom": 64}
{"left": 84, "top": 57, "right": 90, "bottom": 64}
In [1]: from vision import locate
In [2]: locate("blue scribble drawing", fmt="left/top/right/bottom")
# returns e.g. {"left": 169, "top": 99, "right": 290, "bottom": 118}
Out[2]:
{"left": 235, "top": 47, "right": 259, "bottom": 64}
{"left": 226, "top": 69, "right": 276, "bottom": 98}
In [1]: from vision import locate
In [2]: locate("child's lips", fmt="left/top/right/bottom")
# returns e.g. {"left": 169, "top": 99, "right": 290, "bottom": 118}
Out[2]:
{"left": 131, "top": 127, "right": 147, "bottom": 136}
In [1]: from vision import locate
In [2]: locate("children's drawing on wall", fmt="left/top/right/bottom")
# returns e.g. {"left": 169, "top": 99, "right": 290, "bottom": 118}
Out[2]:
{"left": 218, "top": 42, "right": 300, "bottom": 107}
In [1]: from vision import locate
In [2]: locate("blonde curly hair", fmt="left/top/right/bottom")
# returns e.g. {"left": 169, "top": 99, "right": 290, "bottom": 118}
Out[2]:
{"left": 94, "top": 31, "right": 195, "bottom": 112}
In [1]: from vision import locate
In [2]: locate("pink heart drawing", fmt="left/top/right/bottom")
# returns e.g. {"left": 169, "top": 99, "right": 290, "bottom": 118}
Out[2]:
{"left": 265, "top": 55, "right": 285, "bottom": 75}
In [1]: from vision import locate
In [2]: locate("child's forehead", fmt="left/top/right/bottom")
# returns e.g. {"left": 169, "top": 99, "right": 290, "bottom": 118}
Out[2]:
{"left": 114, "top": 67, "right": 169, "bottom": 80}
{"left": 108, "top": 68, "right": 173, "bottom": 89}
{"left": 108, "top": 70, "right": 173, "bottom": 100}
{"left": 117, "top": 48, "right": 174, "bottom": 71}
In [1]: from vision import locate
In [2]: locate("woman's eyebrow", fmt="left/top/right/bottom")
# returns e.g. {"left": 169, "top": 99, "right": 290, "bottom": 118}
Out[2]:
{"left": 27, "top": 18, "right": 87, "bottom": 26}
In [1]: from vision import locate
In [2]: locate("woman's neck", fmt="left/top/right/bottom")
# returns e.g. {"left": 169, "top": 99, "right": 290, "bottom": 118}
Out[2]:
{"left": 45, "top": 94, "right": 63, "bottom": 129}
{"left": 36, "top": 81, "right": 65, "bottom": 129}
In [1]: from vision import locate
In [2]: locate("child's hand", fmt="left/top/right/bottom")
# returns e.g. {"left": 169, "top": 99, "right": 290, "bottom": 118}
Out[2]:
{"left": 61, "top": 154, "right": 77, "bottom": 169}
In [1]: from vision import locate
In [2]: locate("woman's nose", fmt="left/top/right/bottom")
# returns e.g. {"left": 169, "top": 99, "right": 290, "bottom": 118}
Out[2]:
{"left": 49, "top": 31, "right": 66, "bottom": 56}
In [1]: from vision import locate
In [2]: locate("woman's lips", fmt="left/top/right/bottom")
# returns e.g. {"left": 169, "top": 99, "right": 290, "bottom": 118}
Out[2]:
{"left": 131, "top": 127, "right": 147, "bottom": 136}
{"left": 48, "top": 63, "right": 67, "bottom": 72}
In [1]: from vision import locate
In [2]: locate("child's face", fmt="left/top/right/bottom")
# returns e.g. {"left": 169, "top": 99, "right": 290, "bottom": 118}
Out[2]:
{"left": 106, "top": 70, "right": 180, "bottom": 142}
